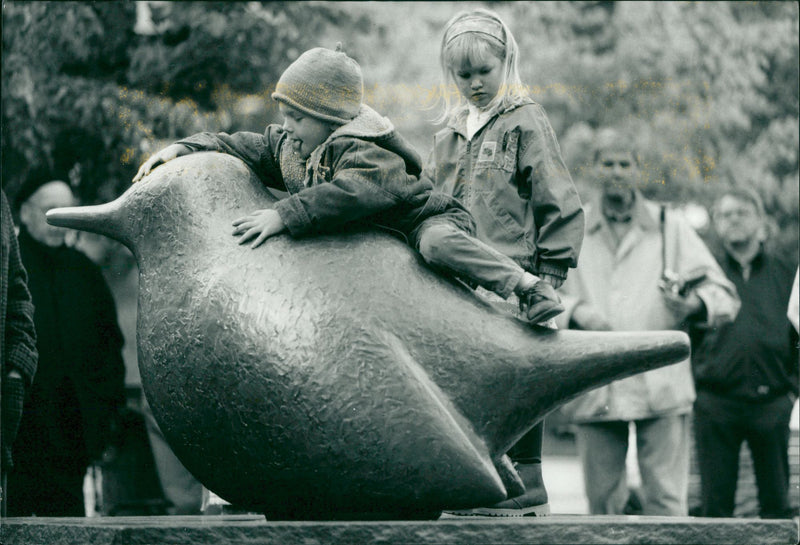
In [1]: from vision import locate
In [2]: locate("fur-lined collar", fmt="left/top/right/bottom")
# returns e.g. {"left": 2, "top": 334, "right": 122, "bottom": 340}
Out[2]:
{"left": 329, "top": 104, "right": 395, "bottom": 141}
{"left": 306, "top": 105, "right": 397, "bottom": 168}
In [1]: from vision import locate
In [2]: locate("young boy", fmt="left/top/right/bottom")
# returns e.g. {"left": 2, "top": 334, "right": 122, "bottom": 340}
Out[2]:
{"left": 133, "top": 45, "right": 562, "bottom": 323}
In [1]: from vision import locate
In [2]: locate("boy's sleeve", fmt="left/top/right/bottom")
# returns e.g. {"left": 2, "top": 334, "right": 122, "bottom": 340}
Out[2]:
{"left": 177, "top": 126, "right": 286, "bottom": 190}
{"left": 273, "top": 139, "right": 404, "bottom": 236}
{"left": 417, "top": 149, "right": 439, "bottom": 189}
{"left": 517, "top": 105, "right": 585, "bottom": 279}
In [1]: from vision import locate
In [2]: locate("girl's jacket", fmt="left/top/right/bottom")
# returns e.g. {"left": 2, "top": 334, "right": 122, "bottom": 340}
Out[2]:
{"left": 420, "top": 100, "right": 584, "bottom": 280}
{"left": 177, "top": 105, "right": 474, "bottom": 245}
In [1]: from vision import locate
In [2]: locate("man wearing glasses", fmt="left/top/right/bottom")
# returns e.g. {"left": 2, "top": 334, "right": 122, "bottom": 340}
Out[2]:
{"left": 691, "top": 188, "right": 799, "bottom": 519}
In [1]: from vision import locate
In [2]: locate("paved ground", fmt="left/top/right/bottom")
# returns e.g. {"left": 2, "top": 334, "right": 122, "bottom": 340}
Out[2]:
{"left": 542, "top": 454, "right": 589, "bottom": 515}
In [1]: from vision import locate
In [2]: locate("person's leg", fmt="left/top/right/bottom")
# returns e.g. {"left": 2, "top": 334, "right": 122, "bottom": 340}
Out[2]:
{"left": 508, "top": 422, "right": 543, "bottom": 466}
{"left": 47, "top": 474, "right": 87, "bottom": 517}
{"left": 417, "top": 222, "right": 524, "bottom": 298}
{"left": 417, "top": 222, "right": 562, "bottom": 323}
{"left": 489, "top": 422, "right": 549, "bottom": 514}
{"left": 693, "top": 390, "right": 742, "bottom": 517}
{"left": 418, "top": 222, "right": 559, "bottom": 517}
{"left": 0, "top": 471, "right": 6, "bottom": 518}
{"left": 745, "top": 394, "right": 794, "bottom": 518}
{"left": 634, "top": 414, "right": 689, "bottom": 515}
{"left": 143, "top": 395, "right": 203, "bottom": 515}
{"left": 6, "top": 463, "right": 45, "bottom": 516}
{"left": 7, "top": 463, "right": 86, "bottom": 516}
{"left": 575, "top": 421, "right": 630, "bottom": 514}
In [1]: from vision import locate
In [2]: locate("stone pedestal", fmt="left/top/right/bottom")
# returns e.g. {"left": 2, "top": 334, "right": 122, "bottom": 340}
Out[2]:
{"left": 2, "top": 514, "right": 798, "bottom": 544}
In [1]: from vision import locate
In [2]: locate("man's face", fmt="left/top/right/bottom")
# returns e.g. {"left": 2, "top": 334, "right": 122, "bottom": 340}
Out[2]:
{"left": 278, "top": 103, "right": 337, "bottom": 160}
{"left": 20, "top": 181, "right": 75, "bottom": 247}
{"left": 595, "top": 150, "right": 638, "bottom": 195}
{"left": 713, "top": 195, "right": 764, "bottom": 248}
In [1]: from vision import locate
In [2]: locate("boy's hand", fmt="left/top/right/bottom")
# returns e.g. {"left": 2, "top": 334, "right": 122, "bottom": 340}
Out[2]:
{"left": 232, "top": 209, "right": 286, "bottom": 249}
{"left": 133, "top": 144, "right": 191, "bottom": 183}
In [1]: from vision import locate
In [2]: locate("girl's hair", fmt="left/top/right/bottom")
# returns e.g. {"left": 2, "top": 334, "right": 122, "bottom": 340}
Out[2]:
{"left": 432, "top": 8, "right": 529, "bottom": 124}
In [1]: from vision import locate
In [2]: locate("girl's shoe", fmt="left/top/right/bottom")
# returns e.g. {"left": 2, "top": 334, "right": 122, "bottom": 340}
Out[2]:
{"left": 519, "top": 281, "right": 564, "bottom": 324}
{"left": 442, "top": 462, "right": 550, "bottom": 517}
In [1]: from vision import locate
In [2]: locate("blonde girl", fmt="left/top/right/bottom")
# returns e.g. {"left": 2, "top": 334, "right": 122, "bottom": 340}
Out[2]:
{"left": 423, "top": 8, "right": 585, "bottom": 517}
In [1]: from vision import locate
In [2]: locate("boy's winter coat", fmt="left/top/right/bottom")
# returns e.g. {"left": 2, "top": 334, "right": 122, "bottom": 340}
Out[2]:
{"left": 178, "top": 105, "right": 474, "bottom": 245}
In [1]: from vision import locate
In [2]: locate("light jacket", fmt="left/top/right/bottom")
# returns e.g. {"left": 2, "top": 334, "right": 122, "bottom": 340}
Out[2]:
{"left": 556, "top": 193, "right": 740, "bottom": 422}
{"left": 419, "top": 100, "right": 584, "bottom": 279}
{"left": 178, "top": 105, "right": 474, "bottom": 245}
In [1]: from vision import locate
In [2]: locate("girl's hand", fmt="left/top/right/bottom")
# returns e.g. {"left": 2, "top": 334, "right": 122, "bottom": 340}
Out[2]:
{"left": 133, "top": 144, "right": 191, "bottom": 183}
{"left": 232, "top": 209, "right": 286, "bottom": 249}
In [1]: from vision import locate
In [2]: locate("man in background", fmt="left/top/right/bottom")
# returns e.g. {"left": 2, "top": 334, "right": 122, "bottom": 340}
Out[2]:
{"left": 556, "top": 129, "right": 739, "bottom": 515}
{"left": 692, "top": 187, "right": 799, "bottom": 519}
{"left": 7, "top": 179, "right": 126, "bottom": 516}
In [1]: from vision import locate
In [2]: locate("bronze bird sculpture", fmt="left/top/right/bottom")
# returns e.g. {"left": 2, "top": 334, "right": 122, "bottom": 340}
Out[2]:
{"left": 47, "top": 152, "right": 689, "bottom": 520}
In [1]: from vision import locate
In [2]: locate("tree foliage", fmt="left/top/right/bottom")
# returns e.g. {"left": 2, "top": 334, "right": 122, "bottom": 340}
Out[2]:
{"left": 2, "top": 1, "right": 797, "bottom": 257}
{"left": 2, "top": 1, "right": 357, "bottom": 203}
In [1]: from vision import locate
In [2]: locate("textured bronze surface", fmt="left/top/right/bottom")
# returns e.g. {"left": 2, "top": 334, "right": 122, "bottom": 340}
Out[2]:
{"left": 47, "top": 153, "right": 690, "bottom": 519}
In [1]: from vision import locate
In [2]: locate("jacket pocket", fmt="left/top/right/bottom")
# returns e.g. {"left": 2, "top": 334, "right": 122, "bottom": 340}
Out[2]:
{"left": 474, "top": 191, "right": 524, "bottom": 240}
{"left": 475, "top": 130, "right": 518, "bottom": 173}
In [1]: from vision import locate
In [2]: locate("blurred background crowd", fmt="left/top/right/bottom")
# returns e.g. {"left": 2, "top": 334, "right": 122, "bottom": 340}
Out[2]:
{"left": 1, "top": 0, "right": 798, "bottom": 518}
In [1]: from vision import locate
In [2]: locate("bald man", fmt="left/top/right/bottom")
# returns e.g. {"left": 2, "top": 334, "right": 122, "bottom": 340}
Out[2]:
{"left": 8, "top": 181, "right": 125, "bottom": 516}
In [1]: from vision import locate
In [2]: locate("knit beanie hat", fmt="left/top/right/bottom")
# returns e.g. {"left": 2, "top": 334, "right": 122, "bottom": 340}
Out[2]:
{"left": 272, "top": 44, "right": 363, "bottom": 124}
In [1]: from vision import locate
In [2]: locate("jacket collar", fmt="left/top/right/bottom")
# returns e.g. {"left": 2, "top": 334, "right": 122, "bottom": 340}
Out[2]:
{"left": 446, "top": 98, "right": 536, "bottom": 137}
{"left": 306, "top": 104, "right": 395, "bottom": 168}
{"left": 18, "top": 227, "right": 66, "bottom": 258}
{"left": 724, "top": 241, "right": 766, "bottom": 273}
{"left": 329, "top": 104, "right": 394, "bottom": 141}
{"left": 586, "top": 190, "right": 659, "bottom": 234}
{"left": 303, "top": 104, "right": 423, "bottom": 177}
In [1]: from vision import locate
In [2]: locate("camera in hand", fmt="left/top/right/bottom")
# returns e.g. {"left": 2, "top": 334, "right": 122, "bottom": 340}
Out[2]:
{"left": 659, "top": 269, "right": 707, "bottom": 297}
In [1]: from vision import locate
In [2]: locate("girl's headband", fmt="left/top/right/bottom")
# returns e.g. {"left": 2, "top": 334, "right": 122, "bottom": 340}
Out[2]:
{"left": 444, "top": 14, "right": 506, "bottom": 47}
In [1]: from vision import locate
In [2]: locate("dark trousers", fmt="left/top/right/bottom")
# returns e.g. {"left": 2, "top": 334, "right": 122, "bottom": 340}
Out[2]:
{"left": 6, "top": 464, "right": 86, "bottom": 517}
{"left": 508, "top": 422, "right": 543, "bottom": 465}
{"left": 693, "top": 389, "right": 795, "bottom": 518}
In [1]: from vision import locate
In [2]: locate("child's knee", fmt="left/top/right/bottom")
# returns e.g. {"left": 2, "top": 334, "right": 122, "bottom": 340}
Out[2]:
{"left": 418, "top": 222, "right": 460, "bottom": 264}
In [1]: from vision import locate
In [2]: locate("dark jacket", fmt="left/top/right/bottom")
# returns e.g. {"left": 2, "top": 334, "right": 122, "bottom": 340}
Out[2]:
{"left": 14, "top": 228, "right": 125, "bottom": 475}
{"left": 419, "top": 101, "right": 584, "bottom": 279}
{"left": 1, "top": 190, "right": 38, "bottom": 469}
{"left": 178, "top": 104, "right": 475, "bottom": 246}
{"left": 692, "top": 246, "right": 799, "bottom": 401}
